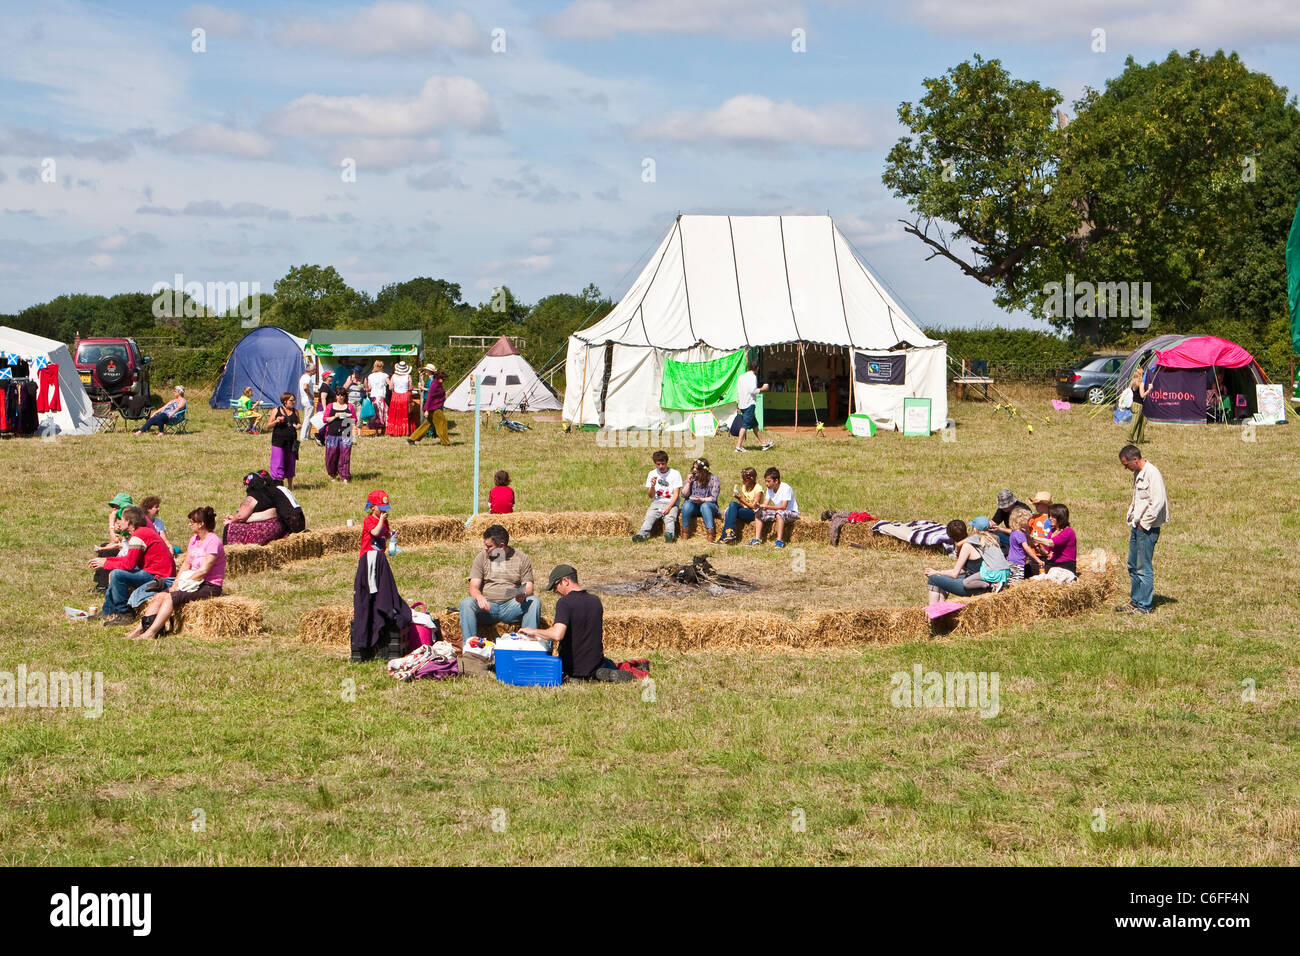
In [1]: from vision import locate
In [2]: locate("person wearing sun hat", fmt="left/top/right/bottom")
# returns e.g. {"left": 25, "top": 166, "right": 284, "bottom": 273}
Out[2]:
{"left": 386, "top": 361, "right": 414, "bottom": 437}
{"left": 105, "top": 493, "right": 133, "bottom": 546}
{"left": 1025, "top": 490, "right": 1054, "bottom": 577}
{"left": 351, "top": 489, "right": 412, "bottom": 662}
{"left": 409, "top": 364, "right": 450, "bottom": 446}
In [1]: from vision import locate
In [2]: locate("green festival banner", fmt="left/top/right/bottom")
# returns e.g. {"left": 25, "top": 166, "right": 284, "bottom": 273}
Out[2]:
{"left": 659, "top": 350, "right": 746, "bottom": 410}
{"left": 1288, "top": 190, "right": 1300, "bottom": 355}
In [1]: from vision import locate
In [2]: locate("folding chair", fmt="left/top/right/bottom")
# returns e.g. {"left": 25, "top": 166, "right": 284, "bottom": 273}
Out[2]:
{"left": 168, "top": 408, "right": 189, "bottom": 434}
{"left": 89, "top": 400, "right": 117, "bottom": 433}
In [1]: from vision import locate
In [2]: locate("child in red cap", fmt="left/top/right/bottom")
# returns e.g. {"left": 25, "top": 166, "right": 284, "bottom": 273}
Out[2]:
{"left": 360, "top": 489, "right": 391, "bottom": 556}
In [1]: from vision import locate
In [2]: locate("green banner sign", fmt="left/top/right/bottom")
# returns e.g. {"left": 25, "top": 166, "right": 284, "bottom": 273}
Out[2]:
{"left": 659, "top": 350, "right": 746, "bottom": 410}
{"left": 309, "top": 343, "right": 419, "bottom": 357}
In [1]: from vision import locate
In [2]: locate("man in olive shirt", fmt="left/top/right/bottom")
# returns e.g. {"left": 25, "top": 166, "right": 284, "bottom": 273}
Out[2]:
{"left": 520, "top": 564, "right": 632, "bottom": 682}
{"left": 459, "top": 525, "right": 540, "bottom": 645}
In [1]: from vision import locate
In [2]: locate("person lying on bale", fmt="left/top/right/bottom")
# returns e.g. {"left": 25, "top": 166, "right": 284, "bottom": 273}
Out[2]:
{"left": 125, "top": 507, "right": 225, "bottom": 639}
{"left": 923, "top": 517, "right": 1011, "bottom": 604}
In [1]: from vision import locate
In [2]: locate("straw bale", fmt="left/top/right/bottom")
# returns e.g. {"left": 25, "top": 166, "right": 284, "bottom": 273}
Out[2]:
{"left": 267, "top": 533, "right": 324, "bottom": 565}
{"left": 173, "top": 596, "right": 264, "bottom": 639}
{"left": 466, "top": 511, "right": 630, "bottom": 539}
{"left": 224, "top": 543, "right": 280, "bottom": 577}
{"left": 297, "top": 604, "right": 352, "bottom": 645}
{"left": 602, "top": 609, "right": 799, "bottom": 651}
{"left": 314, "top": 526, "right": 360, "bottom": 558}
{"left": 390, "top": 515, "right": 466, "bottom": 547}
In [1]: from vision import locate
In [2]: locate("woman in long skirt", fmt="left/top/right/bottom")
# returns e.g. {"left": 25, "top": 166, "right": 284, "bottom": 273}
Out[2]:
{"left": 386, "top": 361, "right": 413, "bottom": 437}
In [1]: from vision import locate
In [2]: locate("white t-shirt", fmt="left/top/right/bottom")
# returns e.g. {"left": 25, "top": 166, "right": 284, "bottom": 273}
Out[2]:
{"left": 392, "top": 373, "right": 411, "bottom": 394}
{"left": 763, "top": 482, "right": 798, "bottom": 516}
{"left": 298, "top": 373, "right": 314, "bottom": 407}
{"left": 367, "top": 371, "right": 389, "bottom": 399}
{"left": 736, "top": 370, "right": 760, "bottom": 410}
{"left": 645, "top": 468, "right": 683, "bottom": 501}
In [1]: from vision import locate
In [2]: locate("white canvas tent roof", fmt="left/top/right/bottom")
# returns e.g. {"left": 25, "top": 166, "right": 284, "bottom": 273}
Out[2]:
{"left": 563, "top": 215, "right": 946, "bottom": 431}
{"left": 572, "top": 215, "right": 941, "bottom": 350}
{"left": 445, "top": 335, "right": 562, "bottom": 412}
{"left": 0, "top": 326, "right": 96, "bottom": 435}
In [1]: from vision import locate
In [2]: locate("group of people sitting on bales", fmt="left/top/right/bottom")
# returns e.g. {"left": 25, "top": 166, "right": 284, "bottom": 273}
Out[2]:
{"left": 632, "top": 451, "right": 799, "bottom": 546}
{"left": 86, "top": 492, "right": 227, "bottom": 636}
{"left": 924, "top": 489, "right": 1078, "bottom": 604}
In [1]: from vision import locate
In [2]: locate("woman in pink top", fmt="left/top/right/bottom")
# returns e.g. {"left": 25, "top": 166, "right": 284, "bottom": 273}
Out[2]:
{"left": 1044, "top": 503, "right": 1077, "bottom": 575}
{"left": 126, "top": 506, "right": 226, "bottom": 639}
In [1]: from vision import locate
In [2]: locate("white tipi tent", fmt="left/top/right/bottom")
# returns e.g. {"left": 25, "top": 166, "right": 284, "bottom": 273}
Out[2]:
{"left": 561, "top": 215, "right": 947, "bottom": 432}
{"left": 445, "top": 335, "right": 563, "bottom": 412}
{"left": 0, "top": 326, "right": 97, "bottom": 435}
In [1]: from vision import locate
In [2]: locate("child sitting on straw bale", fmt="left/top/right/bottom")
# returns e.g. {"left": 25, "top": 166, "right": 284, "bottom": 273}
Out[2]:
{"left": 633, "top": 451, "right": 682, "bottom": 542}
{"left": 1005, "top": 506, "right": 1033, "bottom": 584}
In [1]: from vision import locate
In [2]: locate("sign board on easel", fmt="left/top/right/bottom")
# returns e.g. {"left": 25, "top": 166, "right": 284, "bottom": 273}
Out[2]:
{"left": 902, "top": 397, "right": 932, "bottom": 436}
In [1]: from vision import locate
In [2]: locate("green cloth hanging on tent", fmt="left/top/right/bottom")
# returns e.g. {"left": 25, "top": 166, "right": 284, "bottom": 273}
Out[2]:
{"left": 1287, "top": 189, "right": 1300, "bottom": 354}
{"left": 660, "top": 350, "right": 746, "bottom": 410}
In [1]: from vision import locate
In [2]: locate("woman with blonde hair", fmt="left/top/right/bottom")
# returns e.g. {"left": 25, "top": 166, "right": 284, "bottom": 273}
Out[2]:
{"left": 1127, "top": 369, "right": 1152, "bottom": 444}
{"left": 366, "top": 360, "right": 390, "bottom": 429}
{"left": 720, "top": 466, "right": 764, "bottom": 544}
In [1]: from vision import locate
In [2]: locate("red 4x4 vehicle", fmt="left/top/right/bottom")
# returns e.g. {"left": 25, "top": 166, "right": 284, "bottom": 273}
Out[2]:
{"left": 72, "top": 336, "right": 152, "bottom": 404}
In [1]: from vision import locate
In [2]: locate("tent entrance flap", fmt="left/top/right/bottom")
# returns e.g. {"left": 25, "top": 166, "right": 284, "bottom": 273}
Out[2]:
{"left": 659, "top": 350, "right": 746, "bottom": 410}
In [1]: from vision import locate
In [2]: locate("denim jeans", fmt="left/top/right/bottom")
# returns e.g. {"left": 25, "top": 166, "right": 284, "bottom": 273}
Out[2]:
{"left": 681, "top": 499, "right": 721, "bottom": 530}
{"left": 458, "top": 595, "right": 540, "bottom": 642}
{"left": 927, "top": 573, "right": 988, "bottom": 597}
{"left": 128, "top": 575, "right": 175, "bottom": 609}
{"left": 105, "top": 568, "right": 155, "bottom": 614}
{"left": 723, "top": 502, "right": 755, "bottom": 532}
{"left": 1127, "top": 525, "right": 1160, "bottom": 611}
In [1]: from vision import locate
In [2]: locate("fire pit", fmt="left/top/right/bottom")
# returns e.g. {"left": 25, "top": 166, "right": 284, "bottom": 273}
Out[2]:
{"left": 593, "top": 554, "right": 757, "bottom": 598}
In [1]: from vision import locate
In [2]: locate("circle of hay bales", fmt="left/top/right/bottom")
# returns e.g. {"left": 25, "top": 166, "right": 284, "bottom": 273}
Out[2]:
{"left": 293, "top": 559, "right": 1120, "bottom": 652}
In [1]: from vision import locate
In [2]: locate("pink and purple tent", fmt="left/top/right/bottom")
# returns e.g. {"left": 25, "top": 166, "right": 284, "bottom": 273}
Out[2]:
{"left": 1116, "top": 334, "right": 1268, "bottom": 424}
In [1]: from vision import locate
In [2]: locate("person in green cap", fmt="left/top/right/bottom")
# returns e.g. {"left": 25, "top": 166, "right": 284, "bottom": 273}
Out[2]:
{"left": 106, "top": 493, "right": 133, "bottom": 547}
{"left": 519, "top": 565, "right": 632, "bottom": 682}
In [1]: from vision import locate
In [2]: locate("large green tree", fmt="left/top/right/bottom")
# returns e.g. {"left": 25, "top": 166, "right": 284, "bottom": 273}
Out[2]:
{"left": 884, "top": 50, "right": 1299, "bottom": 345}
{"left": 271, "top": 264, "right": 366, "bottom": 336}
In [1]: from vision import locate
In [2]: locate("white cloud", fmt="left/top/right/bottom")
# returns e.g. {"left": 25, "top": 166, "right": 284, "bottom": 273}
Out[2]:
{"left": 887, "top": 0, "right": 1300, "bottom": 46}
{"left": 543, "top": 0, "right": 806, "bottom": 39}
{"left": 275, "top": 2, "right": 482, "bottom": 55}
{"left": 270, "top": 76, "right": 499, "bottom": 138}
{"left": 88, "top": 253, "right": 113, "bottom": 268}
{"left": 164, "top": 124, "right": 274, "bottom": 159}
{"left": 334, "top": 138, "right": 443, "bottom": 169}
{"left": 631, "top": 95, "right": 876, "bottom": 149}
{"left": 184, "top": 4, "right": 251, "bottom": 38}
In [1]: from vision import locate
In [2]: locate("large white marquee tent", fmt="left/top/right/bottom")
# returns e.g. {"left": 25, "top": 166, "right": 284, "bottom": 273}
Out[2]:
{"left": 561, "top": 215, "right": 947, "bottom": 432}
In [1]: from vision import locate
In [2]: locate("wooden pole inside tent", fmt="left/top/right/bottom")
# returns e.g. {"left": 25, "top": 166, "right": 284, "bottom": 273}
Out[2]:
{"left": 794, "top": 342, "right": 802, "bottom": 431}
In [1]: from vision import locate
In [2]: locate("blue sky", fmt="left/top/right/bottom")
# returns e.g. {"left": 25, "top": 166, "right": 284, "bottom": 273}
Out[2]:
{"left": 2, "top": 0, "right": 1299, "bottom": 330}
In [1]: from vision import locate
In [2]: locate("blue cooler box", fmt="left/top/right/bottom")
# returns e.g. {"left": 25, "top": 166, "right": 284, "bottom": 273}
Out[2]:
{"left": 495, "top": 649, "right": 563, "bottom": 687}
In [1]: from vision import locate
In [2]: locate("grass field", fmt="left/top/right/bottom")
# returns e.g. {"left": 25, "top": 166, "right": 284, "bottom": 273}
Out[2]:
{"left": 2, "top": 387, "right": 1298, "bottom": 865}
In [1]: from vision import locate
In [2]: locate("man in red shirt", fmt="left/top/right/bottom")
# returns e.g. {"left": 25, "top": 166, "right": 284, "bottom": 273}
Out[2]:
{"left": 91, "top": 506, "right": 176, "bottom": 625}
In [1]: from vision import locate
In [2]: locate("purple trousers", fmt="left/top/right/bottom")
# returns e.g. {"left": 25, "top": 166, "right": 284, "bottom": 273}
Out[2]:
{"left": 325, "top": 436, "right": 352, "bottom": 479}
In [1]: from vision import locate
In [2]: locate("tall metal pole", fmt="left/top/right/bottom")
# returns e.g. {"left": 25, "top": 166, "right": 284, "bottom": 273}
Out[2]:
{"left": 468, "top": 373, "right": 481, "bottom": 525}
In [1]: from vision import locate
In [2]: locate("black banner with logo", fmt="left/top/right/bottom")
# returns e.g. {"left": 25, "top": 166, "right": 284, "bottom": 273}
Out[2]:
{"left": 854, "top": 352, "right": 906, "bottom": 386}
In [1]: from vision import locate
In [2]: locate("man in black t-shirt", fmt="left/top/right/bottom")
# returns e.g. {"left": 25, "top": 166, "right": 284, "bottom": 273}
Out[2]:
{"left": 519, "top": 565, "right": 633, "bottom": 682}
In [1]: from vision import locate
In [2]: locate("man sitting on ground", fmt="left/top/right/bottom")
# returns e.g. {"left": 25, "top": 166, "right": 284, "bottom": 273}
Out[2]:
{"left": 519, "top": 564, "right": 633, "bottom": 682}
{"left": 89, "top": 505, "right": 176, "bottom": 626}
{"left": 458, "top": 525, "right": 541, "bottom": 646}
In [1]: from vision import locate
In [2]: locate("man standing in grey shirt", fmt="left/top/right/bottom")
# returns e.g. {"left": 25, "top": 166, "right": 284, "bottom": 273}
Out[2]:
{"left": 1117, "top": 444, "right": 1168, "bottom": 614}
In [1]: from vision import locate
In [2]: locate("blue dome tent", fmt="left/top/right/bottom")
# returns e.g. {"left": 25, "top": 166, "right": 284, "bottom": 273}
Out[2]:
{"left": 209, "top": 326, "right": 309, "bottom": 409}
